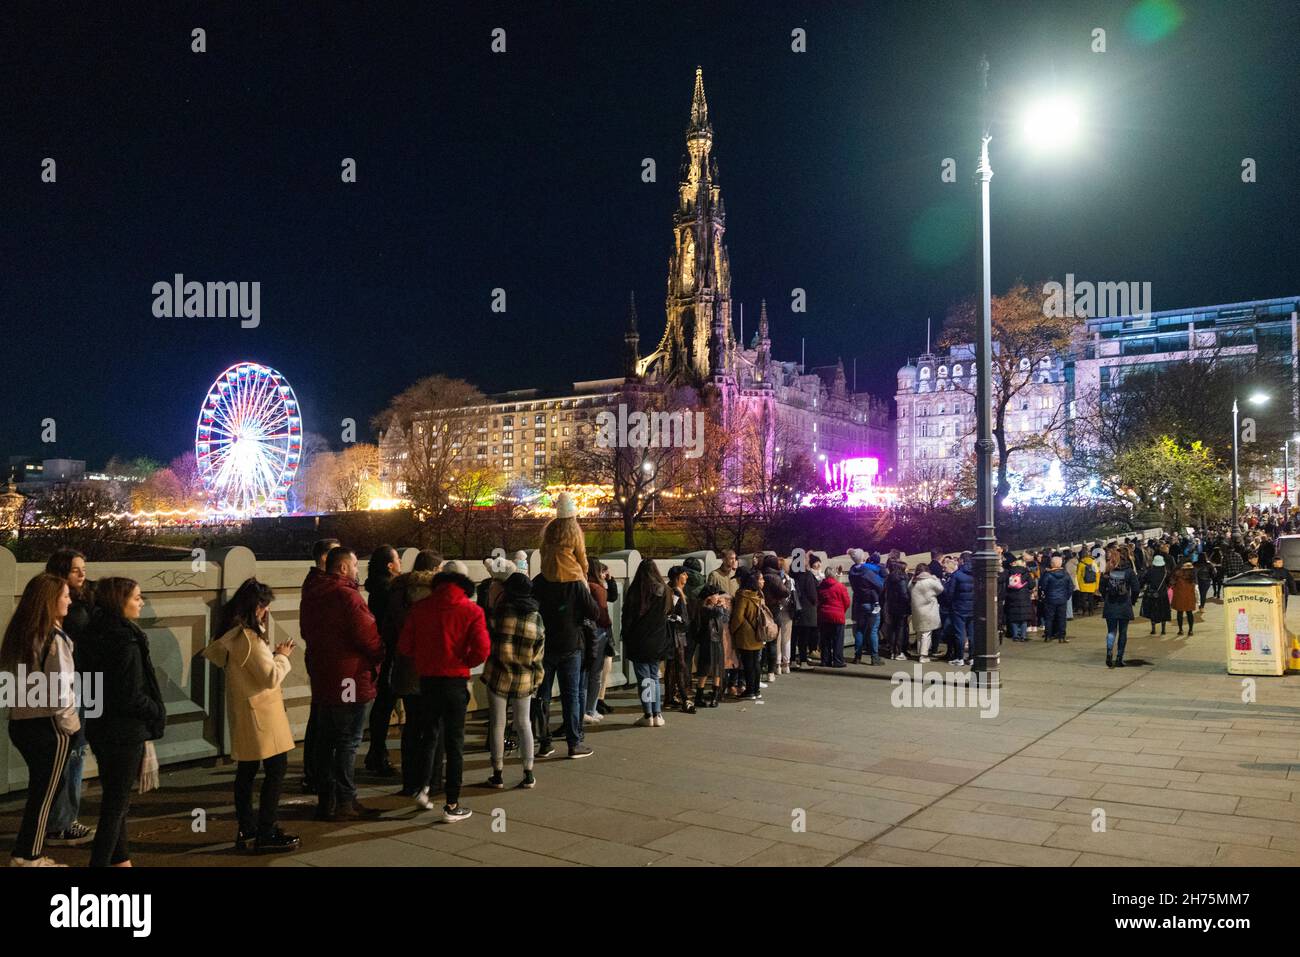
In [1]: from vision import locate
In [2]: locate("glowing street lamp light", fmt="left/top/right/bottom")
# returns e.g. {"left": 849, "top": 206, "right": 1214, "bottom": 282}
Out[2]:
{"left": 1232, "top": 391, "right": 1272, "bottom": 530}
{"left": 1020, "top": 94, "right": 1083, "bottom": 152}
{"left": 970, "top": 60, "right": 1082, "bottom": 690}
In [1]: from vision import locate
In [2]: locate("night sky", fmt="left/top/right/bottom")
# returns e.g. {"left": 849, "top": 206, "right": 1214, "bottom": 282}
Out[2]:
{"left": 3, "top": 0, "right": 1297, "bottom": 468}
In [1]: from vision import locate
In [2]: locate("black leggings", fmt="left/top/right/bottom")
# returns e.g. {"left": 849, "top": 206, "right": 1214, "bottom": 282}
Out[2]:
{"left": 1197, "top": 582, "right": 1211, "bottom": 606}
{"left": 886, "top": 616, "right": 909, "bottom": 657}
{"left": 89, "top": 739, "right": 144, "bottom": 867}
{"left": 234, "top": 751, "right": 288, "bottom": 836}
{"left": 1177, "top": 610, "right": 1195, "bottom": 632}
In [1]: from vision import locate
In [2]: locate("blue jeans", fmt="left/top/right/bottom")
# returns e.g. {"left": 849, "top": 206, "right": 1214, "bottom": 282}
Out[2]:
{"left": 539, "top": 649, "right": 584, "bottom": 749}
{"left": 632, "top": 661, "right": 662, "bottom": 716}
{"left": 318, "top": 701, "right": 370, "bottom": 808}
{"left": 853, "top": 604, "right": 879, "bottom": 657}
{"left": 1009, "top": 621, "right": 1027, "bottom": 642}
{"left": 48, "top": 740, "right": 86, "bottom": 833}
{"left": 950, "top": 614, "right": 973, "bottom": 659}
{"left": 583, "top": 628, "right": 610, "bottom": 717}
{"left": 1105, "top": 618, "right": 1129, "bottom": 659}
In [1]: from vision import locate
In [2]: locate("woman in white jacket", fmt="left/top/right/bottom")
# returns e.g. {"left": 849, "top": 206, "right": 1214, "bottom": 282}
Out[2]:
{"left": 909, "top": 565, "right": 946, "bottom": 663}
{"left": 1, "top": 573, "right": 80, "bottom": 866}
{"left": 203, "top": 579, "right": 299, "bottom": 853}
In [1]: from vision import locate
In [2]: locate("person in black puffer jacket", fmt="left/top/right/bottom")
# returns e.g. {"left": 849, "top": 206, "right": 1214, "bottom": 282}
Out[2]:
{"left": 1102, "top": 557, "right": 1140, "bottom": 668}
{"left": 622, "top": 561, "right": 674, "bottom": 725}
{"left": 1002, "top": 559, "right": 1034, "bottom": 641}
{"left": 78, "top": 578, "right": 166, "bottom": 868}
{"left": 364, "top": 545, "right": 401, "bottom": 775}
{"left": 791, "top": 554, "right": 820, "bottom": 668}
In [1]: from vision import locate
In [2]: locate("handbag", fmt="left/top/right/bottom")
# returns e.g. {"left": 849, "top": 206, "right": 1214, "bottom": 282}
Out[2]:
{"left": 137, "top": 740, "right": 159, "bottom": 794}
{"left": 756, "top": 599, "right": 780, "bottom": 643}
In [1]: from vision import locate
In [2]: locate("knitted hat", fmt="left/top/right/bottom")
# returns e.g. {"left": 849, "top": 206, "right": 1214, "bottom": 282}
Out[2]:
{"left": 684, "top": 557, "right": 703, "bottom": 572}
{"left": 443, "top": 559, "right": 469, "bottom": 576}
{"left": 503, "top": 572, "right": 532, "bottom": 600}
{"left": 555, "top": 491, "right": 577, "bottom": 519}
{"left": 484, "top": 555, "right": 514, "bottom": 580}
{"left": 849, "top": 548, "right": 865, "bottom": 564}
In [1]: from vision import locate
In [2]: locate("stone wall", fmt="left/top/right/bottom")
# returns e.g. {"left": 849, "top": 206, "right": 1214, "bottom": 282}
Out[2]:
{"left": 0, "top": 531, "right": 1160, "bottom": 793}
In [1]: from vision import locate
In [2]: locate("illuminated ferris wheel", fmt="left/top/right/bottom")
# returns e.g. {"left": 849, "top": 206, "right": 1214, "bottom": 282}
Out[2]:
{"left": 195, "top": 362, "right": 302, "bottom": 516}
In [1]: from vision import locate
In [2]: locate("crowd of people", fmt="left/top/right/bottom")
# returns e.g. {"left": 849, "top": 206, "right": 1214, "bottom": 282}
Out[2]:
{"left": 4, "top": 503, "right": 1295, "bottom": 865}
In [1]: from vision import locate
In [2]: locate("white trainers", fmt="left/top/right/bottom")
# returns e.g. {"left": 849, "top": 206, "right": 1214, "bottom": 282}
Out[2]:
{"left": 635, "top": 715, "right": 653, "bottom": 727}
{"left": 919, "top": 656, "right": 931, "bottom": 663}
{"left": 652, "top": 715, "right": 666, "bottom": 727}
{"left": 415, "top": 787, "right": 435, "bottom": 810}
{"left": 759, "top": 681, "right": 769, "bottom": 689}
{"left": 10, "top": 856, "right": 64, "bottom": 867}
{"left": 582, "top": 713, "right": 603, "bottom": 725}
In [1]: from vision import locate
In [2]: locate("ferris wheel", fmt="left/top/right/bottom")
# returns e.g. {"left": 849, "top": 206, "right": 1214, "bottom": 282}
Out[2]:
{"left": 195, "top": 362, "right": 302, "bottom": 516}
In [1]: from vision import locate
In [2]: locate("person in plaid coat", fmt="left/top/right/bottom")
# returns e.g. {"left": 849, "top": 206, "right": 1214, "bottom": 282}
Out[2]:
{"left": 481, "top": 573, "right": 545, "bottom": 789}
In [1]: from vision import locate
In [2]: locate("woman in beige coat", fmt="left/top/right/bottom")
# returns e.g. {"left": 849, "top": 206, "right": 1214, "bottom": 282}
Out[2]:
{"left": 203, "top": 579, "right": 299, "bottom": 854}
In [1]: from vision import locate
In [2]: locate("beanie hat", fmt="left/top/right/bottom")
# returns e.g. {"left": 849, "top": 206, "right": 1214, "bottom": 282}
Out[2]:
{"left": 484, "top": 555, "right": 513, "bottom": 580}
{"left": 503, "top": 572, "right": 532, "bottom": 600}
{"left": 555, "top": 492, "right": 577, "bottom": 519}
{"left": 443, "top": 559, "right": 469, "bottom": 576}
{"left": 684, "top": 557, "right": 703, "bottom": 572}
{"left": 849, "top": 548, "right": 865, "bottom": 564}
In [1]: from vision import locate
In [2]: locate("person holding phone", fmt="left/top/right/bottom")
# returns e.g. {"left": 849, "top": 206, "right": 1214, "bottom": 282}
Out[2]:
{"left": 203, "top": 578, "right": 300, "bottom": 853}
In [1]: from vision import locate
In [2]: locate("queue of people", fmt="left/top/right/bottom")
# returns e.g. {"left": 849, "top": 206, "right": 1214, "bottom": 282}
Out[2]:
{"left": 6, "top": 510, "right": 1292, "bottom": 865}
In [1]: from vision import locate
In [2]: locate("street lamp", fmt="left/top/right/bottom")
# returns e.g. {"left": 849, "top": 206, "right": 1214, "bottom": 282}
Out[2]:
{"left": 970, "top": 58, "right": 1081, "bottom": 690}
{"left": 1231, "top": 392, "right": 1270, "bottom": 532}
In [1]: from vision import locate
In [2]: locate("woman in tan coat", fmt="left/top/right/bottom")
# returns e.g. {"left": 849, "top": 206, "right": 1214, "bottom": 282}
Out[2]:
{"left": 729, "top": 569, "right": 766, "bottom": 701}
{"left": 203, "top": 579, "right": 299, "bottom": 853}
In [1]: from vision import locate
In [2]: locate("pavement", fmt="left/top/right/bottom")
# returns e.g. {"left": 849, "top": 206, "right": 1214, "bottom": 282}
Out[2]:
{"left": 7, "top": 596, "right": 1300, "bottom": 867}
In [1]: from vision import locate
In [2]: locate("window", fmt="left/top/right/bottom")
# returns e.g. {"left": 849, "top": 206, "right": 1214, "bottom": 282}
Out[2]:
{"left": 502, "top": 416, "right": 513, "bottom": 427}
{"left": 535, "top": 414, "right": 545, "bottom": 425}
{"left": 937, "top": 366, "right": 948, "bottom": 377}
{"left": 919, "top": 367, "right": 931, "bottom": 380}
{"left": 952, "top": 364, "right": 962, "bottom": 377}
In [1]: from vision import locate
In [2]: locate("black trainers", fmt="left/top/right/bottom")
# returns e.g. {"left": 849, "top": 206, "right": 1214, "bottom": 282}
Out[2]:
{"left": 518, "top": 770, "right": 536, "bottom": 789}
{"left": 537, "top": 742, "right": 556, "bottom": 758}
{"left": 254, "top": 827, "right": 301, "bottom": 853}
{"left": 1106, "top": 655, "right": 1113, "bottom": 668}
{"left": 45, "top": 822, "right": 95, "bottom": 847}
{"left": 568, "top": 745, "right": 594, "bottom": 759}
{"left": 485, "top": 769, "right": 505, "bottom": 789}
{"left": 442, "top": 804, "right": 472, "bottom": 823}
{"left": 1115, "top": 659, "right": 1126, "bottom": 668}
{"left": 595, "top": 699, "right": 612, "bottom": 715}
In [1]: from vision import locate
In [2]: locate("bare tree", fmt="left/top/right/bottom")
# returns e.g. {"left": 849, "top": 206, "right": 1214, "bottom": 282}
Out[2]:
{"left": 373, "top": 376, "right": 487, "bottom": 529}
{"left": 552, "top": 385, "right": 694, "bottom": 549}
{"left": 940, "top": 280, "right": 1081, "bottom": 515}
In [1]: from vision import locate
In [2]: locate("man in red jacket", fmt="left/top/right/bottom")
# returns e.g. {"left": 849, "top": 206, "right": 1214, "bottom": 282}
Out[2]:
{"left": 299, "top": 546, "right": 384, "bottom": 821}
{"left": 399, "top": 564, "right": 490, "bottom": 823}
